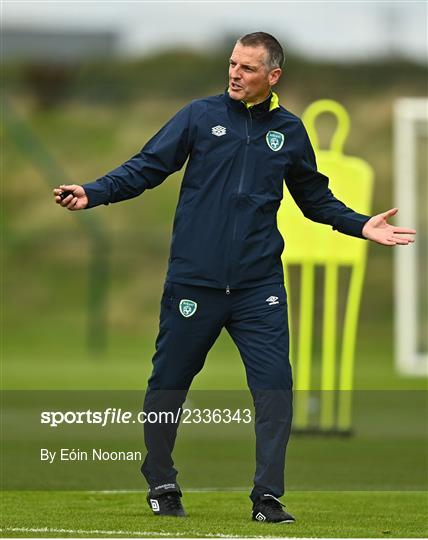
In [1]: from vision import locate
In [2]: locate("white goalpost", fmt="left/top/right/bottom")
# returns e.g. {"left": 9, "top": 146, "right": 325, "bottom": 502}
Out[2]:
{"left": 394, "top": 97, "right": 428, "bottom": 376}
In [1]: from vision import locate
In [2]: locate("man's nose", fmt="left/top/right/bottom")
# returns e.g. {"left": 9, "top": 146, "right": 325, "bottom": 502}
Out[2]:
{"left": 230, "top": 65, "right": 241, "bottom": 79}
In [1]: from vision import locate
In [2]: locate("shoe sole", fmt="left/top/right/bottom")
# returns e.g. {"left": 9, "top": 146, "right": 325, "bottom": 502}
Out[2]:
{"left": 252, "top": 518, "right": 295, "bottom": 523}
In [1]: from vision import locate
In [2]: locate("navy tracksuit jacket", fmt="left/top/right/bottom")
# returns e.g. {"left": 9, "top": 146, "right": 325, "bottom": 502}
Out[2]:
{"left": 83, "top": 91, "right": 370, "bottom": 502}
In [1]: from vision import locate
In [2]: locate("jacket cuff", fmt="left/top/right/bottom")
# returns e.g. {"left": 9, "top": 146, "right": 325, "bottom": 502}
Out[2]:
{"left": 335, "top": 212, "right": 371, "bottom": 239}
{"left": 82, "top": 180, "right": 110, "bottom": 209}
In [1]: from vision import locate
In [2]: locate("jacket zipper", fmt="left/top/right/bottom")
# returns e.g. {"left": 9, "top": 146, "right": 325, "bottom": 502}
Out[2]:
{"left": 226, "top": 108, "right": 252, "bottom": 294}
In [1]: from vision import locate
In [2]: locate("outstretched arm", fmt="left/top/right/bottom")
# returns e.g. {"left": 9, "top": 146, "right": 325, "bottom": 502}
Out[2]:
{"left": 362, "top": 207, "right": 416, "bottom": 246}
{"left": 285, "top": 121, "right": 371, "bottom": 239}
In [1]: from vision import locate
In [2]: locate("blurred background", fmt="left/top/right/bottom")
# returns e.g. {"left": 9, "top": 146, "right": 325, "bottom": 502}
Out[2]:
{"left": 3, "top": 0, "right": 427, "bottom": 496}
{"left": 3, "top": 0, "right": 427, "bottom": 394}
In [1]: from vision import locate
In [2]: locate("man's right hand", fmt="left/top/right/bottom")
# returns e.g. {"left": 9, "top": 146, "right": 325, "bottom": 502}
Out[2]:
{"left": 53, "top": 184, "right": 88, "bottom": 211}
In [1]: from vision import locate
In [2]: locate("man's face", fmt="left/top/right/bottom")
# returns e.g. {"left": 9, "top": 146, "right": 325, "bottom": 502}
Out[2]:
{"left": 228, "top": 43, "right": 281, "bottom": 104}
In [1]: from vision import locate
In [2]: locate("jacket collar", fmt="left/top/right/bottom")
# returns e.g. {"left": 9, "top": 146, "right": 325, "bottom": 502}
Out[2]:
{"left": 223, "top": 89, "right": 280, "bottom": 117}
{"left": 243, "top": 91, "right": 280, "bottom": 112}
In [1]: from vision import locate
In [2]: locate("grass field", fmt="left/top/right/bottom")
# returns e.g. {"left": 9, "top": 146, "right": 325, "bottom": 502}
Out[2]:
{"left": 2, "top": 490, "right": 428, "bottom": 538}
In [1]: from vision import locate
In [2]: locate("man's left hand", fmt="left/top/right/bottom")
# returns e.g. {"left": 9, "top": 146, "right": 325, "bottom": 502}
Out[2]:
{"left": 362, "top": 208, "right": 416, "bottom": 246}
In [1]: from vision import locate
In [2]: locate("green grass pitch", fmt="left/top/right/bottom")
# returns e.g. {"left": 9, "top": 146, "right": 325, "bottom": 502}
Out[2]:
{"left": 1, "top": 490, "right": 427, "bottom": 538}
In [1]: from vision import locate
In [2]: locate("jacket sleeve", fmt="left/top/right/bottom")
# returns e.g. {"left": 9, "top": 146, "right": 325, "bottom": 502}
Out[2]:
{"left": 82, "top": 103, "right": 193, "bottom": 208}
{"left": 284, "top": 120, "right": 371, "bottom": 238}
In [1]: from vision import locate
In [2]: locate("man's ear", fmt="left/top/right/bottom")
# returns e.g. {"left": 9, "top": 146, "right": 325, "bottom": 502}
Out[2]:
{"left": 268, "top": 68, "right": 282, "bottom": 87}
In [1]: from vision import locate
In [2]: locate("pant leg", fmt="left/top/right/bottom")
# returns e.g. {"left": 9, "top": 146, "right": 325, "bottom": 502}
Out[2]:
{"left": 225, "top": 283, "right": 293, "bottom": 503}
{"left": 141, "top": 282, "right": 227, "bottom": 488}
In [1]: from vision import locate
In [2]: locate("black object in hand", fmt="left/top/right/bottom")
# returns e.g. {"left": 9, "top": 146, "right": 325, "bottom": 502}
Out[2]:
{"left": 60, "top": 190, "right": 74, "bottom": 200}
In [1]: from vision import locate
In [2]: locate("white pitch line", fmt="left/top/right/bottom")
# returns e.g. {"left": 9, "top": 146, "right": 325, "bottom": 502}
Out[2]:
{"left": 1, "top": 528, "right": 180, "bottom": 538}
{"left": 1, "top": 527, "right": 296, "bottom": 539}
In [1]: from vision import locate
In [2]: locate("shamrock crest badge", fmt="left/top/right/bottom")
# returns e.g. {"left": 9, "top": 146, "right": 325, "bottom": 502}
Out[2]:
{"left": 266, "top": 130, "right": 285, "bottom": 152}
{"left": 179, "top": 299, "right": 198, "bottom": 318}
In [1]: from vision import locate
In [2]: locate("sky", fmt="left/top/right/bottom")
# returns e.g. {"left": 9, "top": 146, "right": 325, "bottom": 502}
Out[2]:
{"left": 2, "top": 1, "right": 427, "bottom": 61}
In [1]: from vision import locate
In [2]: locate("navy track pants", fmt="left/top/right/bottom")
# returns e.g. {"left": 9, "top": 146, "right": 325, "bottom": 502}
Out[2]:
{"left": 141, "top": 281, "right": 293, "bottom": 502}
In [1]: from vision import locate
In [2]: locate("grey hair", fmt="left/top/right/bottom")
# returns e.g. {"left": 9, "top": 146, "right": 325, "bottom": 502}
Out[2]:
{"left": 237, "top": 31, "right": 285, "bottom": 71}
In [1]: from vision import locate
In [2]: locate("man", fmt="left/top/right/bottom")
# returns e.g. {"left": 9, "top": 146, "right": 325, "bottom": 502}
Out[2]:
{"left": 54, "top": 32, "right": 415, "bottom": 523}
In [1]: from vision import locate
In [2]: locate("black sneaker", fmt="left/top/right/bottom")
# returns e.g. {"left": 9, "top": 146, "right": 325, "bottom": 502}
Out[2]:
{"left": 147, "top": 484, "right": 186, "bottom": 517}
{"left": 252, "top": 494, "right": 295, "bottom": 523}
